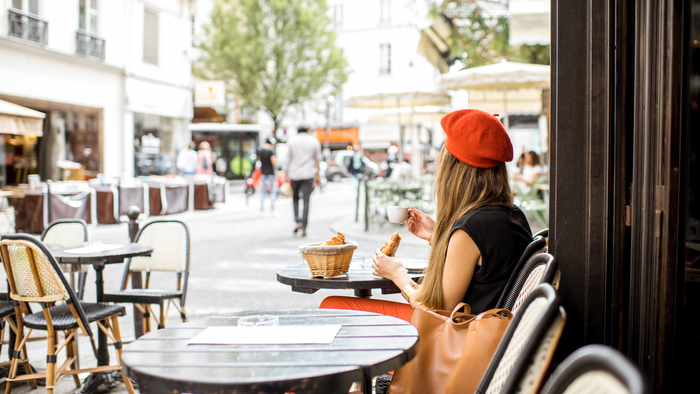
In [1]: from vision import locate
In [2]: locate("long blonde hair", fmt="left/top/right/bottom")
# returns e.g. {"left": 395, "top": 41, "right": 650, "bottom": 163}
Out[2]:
{"left": 415, "top": 148, "right": 513, "bottom": 309}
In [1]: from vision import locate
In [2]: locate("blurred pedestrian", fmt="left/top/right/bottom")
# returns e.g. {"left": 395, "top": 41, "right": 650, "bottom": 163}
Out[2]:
{"left": 257, "top": 138, "right": 278, "bottom": 211}
{"left": 196, "top": 141, "right": 214, "bottom": 175}
{"left": 347, "top": 145, "right": 366, "bottom": 187}
{"left": 285, "top": 125, "right": 322, "bottom": 236}
{"left": 176, "top": 142, "right": 198, "bottom": 176}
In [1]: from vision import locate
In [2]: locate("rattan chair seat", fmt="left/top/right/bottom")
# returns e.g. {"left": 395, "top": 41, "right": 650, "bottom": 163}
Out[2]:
{"left": 103, "top": 289, "right": 183, "bottom": 304}
{"left": 0, "top": 300, "right": 16, "bottom": 318}
{"left": 24, "top": 302, "right": 126, "bottom": 331}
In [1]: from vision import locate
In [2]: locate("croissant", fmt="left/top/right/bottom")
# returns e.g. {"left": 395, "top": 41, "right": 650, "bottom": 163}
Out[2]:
{"left": 380, "top": 232, "right": 401, "bottom": 256}
{"left": 322, "top": 232, "right": 346, "bottom": 246}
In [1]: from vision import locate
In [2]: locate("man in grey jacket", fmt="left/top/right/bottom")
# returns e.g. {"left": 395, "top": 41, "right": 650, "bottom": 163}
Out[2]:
{"left": 284, "top": 125, "right": 322, "bottom": 236}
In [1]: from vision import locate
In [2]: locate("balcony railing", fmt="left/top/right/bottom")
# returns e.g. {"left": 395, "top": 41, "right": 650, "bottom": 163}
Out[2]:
{"left": 76, "top": 30, "right": 105, "bottom": 60}
{"left": 8, "top": 8, "right": 48, "bottom": 46}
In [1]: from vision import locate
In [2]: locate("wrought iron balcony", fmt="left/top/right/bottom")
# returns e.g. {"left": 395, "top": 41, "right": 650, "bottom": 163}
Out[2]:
{"left": 8, "top": 8, "right": 47, "bottom": 46}
{"left": 76, "top": 30, "right": 105, "bottom": 60}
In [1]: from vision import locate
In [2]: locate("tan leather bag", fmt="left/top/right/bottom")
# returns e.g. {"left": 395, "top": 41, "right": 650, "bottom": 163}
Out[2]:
{"left": 388, "top": 303, "right": 512, "bottom": 394}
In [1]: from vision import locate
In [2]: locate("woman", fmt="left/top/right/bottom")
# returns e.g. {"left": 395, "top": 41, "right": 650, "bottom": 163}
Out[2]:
{"left": 512, "top": 151, "right": 542, "bottom": 195}
{"left": 195, "top": 141, "right": 214, "bottom": 175}
{"left": 322, "top": 109, "right": 532, "bottom": 316}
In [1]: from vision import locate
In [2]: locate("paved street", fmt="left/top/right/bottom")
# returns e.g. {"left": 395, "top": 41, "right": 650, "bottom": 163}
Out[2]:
{"left": 0, "top": 179, "right": 543, "bottom": 393}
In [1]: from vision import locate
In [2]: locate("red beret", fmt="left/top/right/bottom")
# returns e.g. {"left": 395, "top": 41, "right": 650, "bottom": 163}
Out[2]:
{"left": 441, "top": 109, "right": 513, "bottom": 168}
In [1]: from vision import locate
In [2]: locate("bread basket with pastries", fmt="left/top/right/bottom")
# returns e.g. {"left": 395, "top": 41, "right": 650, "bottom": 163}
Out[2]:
{"left": 299, "top": 232, "right": 358, "bottom": 277}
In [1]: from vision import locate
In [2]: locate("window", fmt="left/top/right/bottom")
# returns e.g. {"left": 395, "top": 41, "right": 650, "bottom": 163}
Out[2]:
{"left": 379, "top": 44, "right": 391, "bottom": 74}
{"left": 143, "top": 9, "right": 159, "bottom": 65}
{"left": 12, "top": 0, "right": 39, "bottom": 15}
{"left": 380, "top": 0, "right": 390, "bottom": 23}
{"left": 330, "top": 4, "right": 343, "bottom": 25}
{"left": 78, "top": 0, "right": 98, "bottom": 34}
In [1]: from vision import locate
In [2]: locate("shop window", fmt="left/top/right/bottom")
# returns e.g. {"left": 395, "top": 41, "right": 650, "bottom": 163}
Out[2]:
{"left": 134, "top": 113, "right": 173, "bottom": 176}
{"left": 143, "top": 8, "right": 159, "bottom": 65}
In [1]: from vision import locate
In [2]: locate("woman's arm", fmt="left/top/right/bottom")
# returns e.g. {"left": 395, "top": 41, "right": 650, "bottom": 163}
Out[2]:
{"left": 522, "top": 171, "right": 541, "bottom": 186}
{"left": 271, "top": 154, "right": 277, "bottom": 168}
{"left": 442, "top": 229, "right": 480, "bottom": 310}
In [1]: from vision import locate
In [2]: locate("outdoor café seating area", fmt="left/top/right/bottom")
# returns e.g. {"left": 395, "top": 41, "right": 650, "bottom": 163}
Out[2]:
{"left": 0, "top": 174, "right": 227, "bottom": 234}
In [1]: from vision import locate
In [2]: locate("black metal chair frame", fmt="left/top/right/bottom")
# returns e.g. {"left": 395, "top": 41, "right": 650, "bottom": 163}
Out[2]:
{"left": 103, "top": 219, "right": 190, "bottom": 332}
{"left": 476, "top": 283, "right": 564, "bottom": 394}
{"left": 540, "top": 344, "right": 648, "bottom": 394}
{"left": 0, "top": 233, "right": 134, "bottom": 394}
{"left": 41, "top": 218, "right": 89, "bottom": 300}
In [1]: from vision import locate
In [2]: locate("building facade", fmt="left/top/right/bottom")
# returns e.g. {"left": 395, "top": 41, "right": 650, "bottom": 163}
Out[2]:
{"left": 0, "top": 0, "right": 194, "bottom": 182}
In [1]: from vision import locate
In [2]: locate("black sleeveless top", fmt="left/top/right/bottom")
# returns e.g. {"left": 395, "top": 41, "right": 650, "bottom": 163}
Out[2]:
{"left": 450, "top": 205, "right": 532, "bottom": 314}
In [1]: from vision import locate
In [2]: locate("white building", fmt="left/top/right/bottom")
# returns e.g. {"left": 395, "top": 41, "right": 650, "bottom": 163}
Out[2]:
{"left": 0, "top": 0, "right": 194, "bottom": 182}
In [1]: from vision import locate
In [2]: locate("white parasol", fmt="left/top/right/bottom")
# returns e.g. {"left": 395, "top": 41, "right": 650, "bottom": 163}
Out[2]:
{"left": 440, "top": 60, "right": 550, "bottom": 128}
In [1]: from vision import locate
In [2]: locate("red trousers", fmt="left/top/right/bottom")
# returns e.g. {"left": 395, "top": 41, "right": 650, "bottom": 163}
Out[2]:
{"left": 319, "top": 296, "right": 413, "bottom": 322}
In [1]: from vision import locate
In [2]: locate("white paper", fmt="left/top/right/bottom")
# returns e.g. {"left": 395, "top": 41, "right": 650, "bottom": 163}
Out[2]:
{"left": 63, "top": 244, "right": 124, "bottom": 254}
{"left": 187, "top": 325, "right": 342, "bottom": 345}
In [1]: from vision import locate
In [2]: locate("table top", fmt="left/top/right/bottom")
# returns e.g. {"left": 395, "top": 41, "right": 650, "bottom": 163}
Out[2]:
{"left": 277, "top": 263, "right": 424, "bottom": 293}
{"left": 49, "top": 243, "right": 153, "bottom": 264}
{"left": 121, "top": 309, "right": 418, "bottom": 394}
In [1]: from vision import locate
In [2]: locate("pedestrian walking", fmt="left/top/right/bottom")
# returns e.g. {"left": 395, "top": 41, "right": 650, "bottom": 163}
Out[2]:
{"left": 257, "top": 138, "right": 278, "bottom": 211}
{"left": 284, "top": 125, "right": 322, "bottom": 236}
{"left": 176, "top": 141, "right": 198, "bottom": 176}
{"left": 196, "top": 141, "right": 214, "bottom": 175}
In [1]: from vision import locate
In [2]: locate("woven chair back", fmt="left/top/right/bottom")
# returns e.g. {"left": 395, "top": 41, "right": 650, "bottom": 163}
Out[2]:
{"left": 540, "top": 344, "right": 648, "bottom": 394}
{"left": 495, "top": 235, "right": 547, "bottom": 309}
{"left": 42, "top": 219, "right": 88, "bottom": 248}
{"left": 129, "top": 220, "right": 189, "bottom": 273}
{"left": 0, "top": 239, "right": 68, "bottom": 301}
{"left": 477, "top": 284, "right": 563, "bottom": 394}
{"left": 0, "top": 234, "right": 93, "bottom": 336}
{"left": 503, "top": 253, "right": 559, "bottom": 315}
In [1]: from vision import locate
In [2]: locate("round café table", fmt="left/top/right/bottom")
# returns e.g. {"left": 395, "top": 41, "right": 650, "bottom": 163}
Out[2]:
{"left": 50, "top": 243, "right": 153, "bottom": 394}
{"left": 121, "top": 309, "right": 419, "bottom": 394}
{"left": 277, "top": 262, "right": 425, "bottom": 298}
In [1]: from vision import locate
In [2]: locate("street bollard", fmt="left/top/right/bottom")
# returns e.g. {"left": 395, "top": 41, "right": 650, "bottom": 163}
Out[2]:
{"left": 127, "top": 206, "right": 145, "bottom": 338}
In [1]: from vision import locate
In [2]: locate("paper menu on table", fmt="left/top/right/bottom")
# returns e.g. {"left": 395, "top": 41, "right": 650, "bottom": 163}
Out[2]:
{"left": 187, "top": 325, "right": 342, "bottom": 345}
{"left": 63, "top": 244, "right": 124, "bottom": 254}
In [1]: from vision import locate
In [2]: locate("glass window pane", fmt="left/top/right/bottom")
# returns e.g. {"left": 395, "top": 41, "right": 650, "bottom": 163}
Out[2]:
{"left": 12, "top": 0, "right": 21, "bottom": 10}
{"left": 90, "top": 0, "right": 97, "bottom": 10}
{"left": 90, "top": 13, "right": 98, "bottom": 34}
{"left": 28, "top": 0, "right": 38, "bottom": 15}
{"left": 79, "top": 0, "right": 86, "bottom": 30}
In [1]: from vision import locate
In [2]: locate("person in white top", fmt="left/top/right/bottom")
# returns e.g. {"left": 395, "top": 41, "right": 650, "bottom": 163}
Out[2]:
{"left": 176, "top": 142, "right": 198, "bottom": 176}
{"left": 284, "top": 125, "right": 322, "bottom": 236}
{"left": 512, "top": 151, "right": 543, "bottom": 194}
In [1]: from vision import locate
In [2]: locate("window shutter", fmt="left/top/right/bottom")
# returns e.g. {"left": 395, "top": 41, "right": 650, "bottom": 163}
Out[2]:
{"left": 143, "top": 9, "right": 159, "bottom": 65}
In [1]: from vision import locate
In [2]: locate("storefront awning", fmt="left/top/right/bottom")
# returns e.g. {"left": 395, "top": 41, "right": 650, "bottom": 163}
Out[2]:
{"left": 0, "top": 99, "right": 45, "bottom": 136}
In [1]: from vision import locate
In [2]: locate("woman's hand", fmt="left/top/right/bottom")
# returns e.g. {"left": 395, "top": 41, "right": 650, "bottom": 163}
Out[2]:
{"left": 372, "top": 249, "right": 406, "bottom": 282}
{"left": 406, "top": 206, "right": 435, "bottom": 244}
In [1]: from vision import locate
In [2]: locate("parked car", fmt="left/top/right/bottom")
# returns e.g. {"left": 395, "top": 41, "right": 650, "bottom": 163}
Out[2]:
{"left": 327, "top": 151, "right": 380, "bottom": 182}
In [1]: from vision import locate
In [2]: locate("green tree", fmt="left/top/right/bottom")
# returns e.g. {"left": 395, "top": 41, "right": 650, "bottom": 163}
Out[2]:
{"left": 430, "top": 1, "right": 549, "bottom": 68}
{"left": 198, "top": 0, "right": 349, "bottom": 133}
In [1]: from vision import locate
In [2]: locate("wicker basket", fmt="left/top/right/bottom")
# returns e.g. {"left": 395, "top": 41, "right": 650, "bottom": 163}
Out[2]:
{"left": 299, "top": 241, "right": 358, "bottom": 277}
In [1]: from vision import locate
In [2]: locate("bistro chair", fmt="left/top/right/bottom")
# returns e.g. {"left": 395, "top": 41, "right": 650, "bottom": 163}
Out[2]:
{"left": 539, "top": 344, "right": 647, "bottom": 394}
{"left": 103, "top": 220, "right": 190, "bottom": 332}
{"left": 41, "top": 219, "right": 89, "bottom": 299}
{"left": 495, "top": 234, "right": 548, "bottom": 309}
{"left": 475, "top": 283, "right": 566, "bottom": 394}
{"left": 0, "top": 234, "right": 134, "bottom": 394}
{"left": 0, "top": 292, "right": 25, "bottom": 375}
{"left": 501, "top": 253, "right": 560, "bottom": 315}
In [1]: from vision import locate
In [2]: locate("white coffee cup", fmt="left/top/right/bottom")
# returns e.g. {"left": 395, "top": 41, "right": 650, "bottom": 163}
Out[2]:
{"left": 387, "top": 206, "right": 409, "bottom": 224}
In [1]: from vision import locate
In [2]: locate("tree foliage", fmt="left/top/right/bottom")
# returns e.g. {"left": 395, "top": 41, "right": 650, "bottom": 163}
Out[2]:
{"left": 198, "top": 0, "right": 349, "bottom": 131}
{"left": 430, "top": 0, "right": 550, "bottom": 68}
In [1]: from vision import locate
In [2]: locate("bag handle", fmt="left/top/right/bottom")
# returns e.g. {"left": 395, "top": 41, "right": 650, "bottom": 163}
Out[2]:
{"left": 475, "top": 308, "right": 513, "bottom": 320}
{"left": 449, "top": 302, "right": 472, "bottom": 323}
